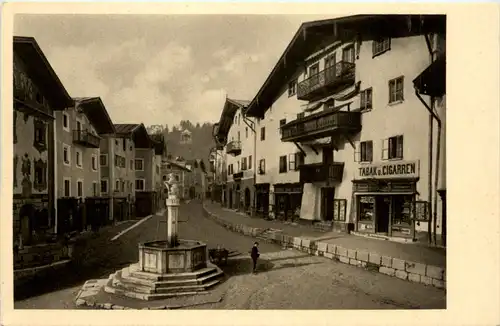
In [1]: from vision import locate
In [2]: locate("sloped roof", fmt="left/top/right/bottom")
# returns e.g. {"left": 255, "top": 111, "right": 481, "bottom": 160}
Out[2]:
{"left": 74, "top": 97, "right": 115, "bottom": 134}
{"left": 14, "top": 36, "right": 73, "bottom": 110}
{"left": 114, "top": 123, "right": 152, "bottom": 148}
{"left": 213, "top": 97, "right": 249, "bottom": 145}
{"left": 244, "top": 14, "right": 446, "bottom": 118}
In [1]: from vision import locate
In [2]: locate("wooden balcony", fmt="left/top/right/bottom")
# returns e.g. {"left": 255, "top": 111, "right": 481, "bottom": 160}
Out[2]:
{"left": 297, "top": 61, "right": 356, "bottom": 101}
{"left": 73, "top": 129, "right": 101, "bottom": 148}
{"left": 299, "top": 162, "right": 344, "bottom": 183}
{"left": 226, "top": 140, "right": 242, "bottom": 156}
{"left": 233, "top": 171, "right": 243, "bottom": 181}
{"left": 281, "top": 110, "right": 361, "bottom": 143}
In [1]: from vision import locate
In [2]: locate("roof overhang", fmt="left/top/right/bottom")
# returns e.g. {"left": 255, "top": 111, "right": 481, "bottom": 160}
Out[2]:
{"left": 413, "top": 55, "right": 446, "bottom": 97}
{"left": 116, "top": 123, "right": 152, "bottom": 148}
{"left": 245, "top": 14, "right": 446, "bottom": 118}
{"left": 75, "top": 97, "right": 116, "bottom": 135}
{"left": 214, "top": 98, "right": 247, "bottom": 144}
{"left": 14, "top": 36, "right": 73, "bottom": 110}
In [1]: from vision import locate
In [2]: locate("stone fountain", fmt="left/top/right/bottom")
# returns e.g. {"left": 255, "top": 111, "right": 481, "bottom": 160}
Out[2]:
{"left": 104, "top": 173, "right": 223, "bottom": 301}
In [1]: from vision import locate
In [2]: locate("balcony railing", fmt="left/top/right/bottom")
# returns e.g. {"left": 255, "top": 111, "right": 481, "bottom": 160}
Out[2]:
{"left": 299, "top": 162, "right": 344, "bottom": 183}
{"left": 226, "top": 140, "right": 242, "bottom": 156}
{"left": 73, "top": 129, "right": 101, "bottom": 148}
{"left": 233, "top": 171, "right": 243, "bottom": 180}
{"left": 281, "top": 110, "right": 361, "bottom": 143}
{"left": 297, "top": 61, "right": 356, "bottom": 101}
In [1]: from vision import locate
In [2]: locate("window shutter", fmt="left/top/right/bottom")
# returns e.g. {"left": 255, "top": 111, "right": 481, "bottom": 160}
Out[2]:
{"left": 354, "top": 142, "right": 361, "bottom": 162}
{"left": 397, "top": 135, "right": 404, "bottom": 159}
{"left": 381, "top": 138, "right": 389, "bottom": 160}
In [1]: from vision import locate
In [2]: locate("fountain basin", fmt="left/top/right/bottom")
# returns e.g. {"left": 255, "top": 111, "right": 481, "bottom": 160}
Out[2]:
{"left": 138, "top": 239, "right": 207, "bottom": 274}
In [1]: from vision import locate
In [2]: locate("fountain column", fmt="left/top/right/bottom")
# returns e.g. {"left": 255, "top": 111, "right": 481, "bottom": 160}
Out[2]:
{"left": 166, "top": 193, "right": 179, "bottom": 247}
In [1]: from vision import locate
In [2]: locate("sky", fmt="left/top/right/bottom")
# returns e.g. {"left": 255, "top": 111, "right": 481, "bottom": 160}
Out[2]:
{"left": 14, "top": 14, "right": 332, "bottom": 127}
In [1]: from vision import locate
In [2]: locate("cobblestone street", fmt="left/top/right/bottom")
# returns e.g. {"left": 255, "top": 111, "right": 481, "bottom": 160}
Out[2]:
{"left": 15, "top": 201, "right": 445, "bottom": 309}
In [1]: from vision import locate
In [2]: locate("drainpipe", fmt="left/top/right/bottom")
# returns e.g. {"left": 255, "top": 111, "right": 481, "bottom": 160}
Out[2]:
{"left": 53, "top": 117, "right": 58, "bottom": 234}
{"left": 420, "top": 33, "right": 443, "bottom": 246}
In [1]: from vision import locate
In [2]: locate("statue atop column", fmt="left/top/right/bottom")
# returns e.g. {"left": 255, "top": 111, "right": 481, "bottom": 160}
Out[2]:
{"left": 165, "top": 173, "right": 180, "bottom": 199}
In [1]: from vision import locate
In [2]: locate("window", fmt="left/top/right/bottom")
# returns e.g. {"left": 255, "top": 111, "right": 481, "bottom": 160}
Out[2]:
{"left": 34, "top": 119, "right": 47, "bottom": 147}
{"left": 288, "top": 79, "right": 297, "bottom": 97}
{"left": 115, "top": 180, "right": 120, "bottom": 191}
{"left": 260, "top": 127, "right": 265, "bottom": 141}
{"left": 342, "top": 44, "right": 355, "bottom": 63}
{"left": 166, "top": 164, "right": 171, "bottom": 169}
{"left": 360, "top": 88, "right": 373, "bottom": 111}
{"left": 76, "top": 149, "right": 82, "bottom": 168}
{"left": 92, "top": 155, "right": 98, "bottom": 171}
{"left": 372, "top": 38, "right": 391, "bottom": 57}
{"left": 259, "top": 159, "right": 266, "bottom": 174}
{"left": 309, "top": 63, "right": 320, "bottom": 86}
{"left": 77, "top": 180, "right": 83, "bottom": 197}
{"left": 115, "top": 155, "right": 126, "bottom": 168}
{"left": 123, "top": 139, "right": 127, "bottom": 151}
{"left": 333, "top": 199, "right": 347, "bottom": 221}
{"left": 294, "top": 152, "right": 305, "bottom": 170}
{"left": 288, "top": 153, "right": 296, "bottom": 170}
{"left": 135, "top": 159, "right": 144, "bottom": 171}
{"left": 101, "top": 179, "right": 108, "bottom": 193}
{"left": 63, "top": 144, "right": 71, "bottom": 166}
{"left": 121, "top": 181, "right": 125, "bottom": 192}
{"left": 279, "top": 155, "right": 287, "bottom": 173}
{"left": 242, "top": 157, "right": 247, "bottom": 170}
{"left": 279, "top": 119, "right": 287, "bottom": 127}
{"left": 359, "top": 196, "right": 375, "bottom": 222}
{"left": 175, "top": 174, "right": 180, "bottom": 182}
{"left": 34, "top": 159, "right": 47, "bottom": 191}
{"left": 355, "top": 141, "right": 373, "bottom": 162}
{"left": 249, "top": 155, "right": 252, "bottom": 169}
{"left": 297, "top": 112, "right": 305, "bottom": 120}
{"left": 64, "top": 179, "right": 71, "bottom": 197}
{"left": 135, "top": 179, "right": 145, "bottom": 191}
{"left": 100, "top": 154, "right": 108, "bottom": 167}
{"left": 382, "top": 135, "right": 404, "bottom": 160}
{"left": 392, "top": 195, "right": 413, "bottom": 226}
{"left": 237, "top": 131, "right": 240, "bottom": 142}
{"left": 62, "top": 112, "right": 69, "bottom": 132}
{"left": 389, "top": 76, "right": 404, "bottom": 103}
{"left": 245, "top": 127, "right": 248, "bottom": 138}
{"left": 92, "top": 182, "right": 98, "bottom": 196}
{"left": 325, "top": 53, "right": 336, "bottom": 68}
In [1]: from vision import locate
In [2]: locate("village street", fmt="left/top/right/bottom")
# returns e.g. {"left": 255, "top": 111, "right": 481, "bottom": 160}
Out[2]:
{"left": 15, "top": 201, "right": 445, "bottom": 310}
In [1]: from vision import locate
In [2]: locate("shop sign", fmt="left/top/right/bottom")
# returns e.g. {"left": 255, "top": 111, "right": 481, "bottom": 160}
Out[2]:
{"left": 357, "top": 160, "right": 419, "bottom": 179}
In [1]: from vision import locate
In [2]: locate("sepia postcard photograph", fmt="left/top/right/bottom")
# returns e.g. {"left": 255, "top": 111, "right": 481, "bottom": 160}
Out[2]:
{"left": 0, "top": 2, "right": 499, "bottom": 326}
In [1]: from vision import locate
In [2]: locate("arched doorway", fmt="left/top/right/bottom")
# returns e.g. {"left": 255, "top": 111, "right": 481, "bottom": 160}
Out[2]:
{"left": 244, "top": 188, "right": 251, "bottom": 210}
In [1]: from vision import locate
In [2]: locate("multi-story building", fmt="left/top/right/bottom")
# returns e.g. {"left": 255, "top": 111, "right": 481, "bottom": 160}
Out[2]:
{"left": 214, "top": 98, "right": 255, "bottom": 213}
{"left": 208, "top": 144, "right": 227, "bottom": 203}
{"left": 13, "top": 36, "right": 74, "bottom": 244}
{"left": 244, "top": 15, "right": 446, "bottom": 243}
{"left": 54, "top": 97, "right": 115, "bottom": 231}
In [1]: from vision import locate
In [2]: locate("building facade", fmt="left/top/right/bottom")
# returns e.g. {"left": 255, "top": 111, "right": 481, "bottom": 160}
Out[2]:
{"left": 13, "top": 36, "right": 74, "bottom": 244}
{"left": 214, "top": 98, "right": 256, "bottom": 213}
{"left": 244, "top": 15, "right": 446, "bottom": 242}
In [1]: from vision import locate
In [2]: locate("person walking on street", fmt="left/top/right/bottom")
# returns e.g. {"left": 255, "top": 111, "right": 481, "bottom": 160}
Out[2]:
{"left": 250, "top": 242, "right": 260, "bottom": 273}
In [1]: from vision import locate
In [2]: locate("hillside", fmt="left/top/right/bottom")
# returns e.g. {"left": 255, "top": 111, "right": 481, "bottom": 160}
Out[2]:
{"left": 147, "top": 120, "right": 216, "bottom": 164}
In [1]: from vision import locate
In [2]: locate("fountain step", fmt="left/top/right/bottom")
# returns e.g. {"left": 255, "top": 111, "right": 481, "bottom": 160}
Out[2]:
{"left": 154, "top": 271, "right": 224, "bottom": 288}
{"left": 104, "top": 279, "right": 205, "bottom": 301}
{"left": 109, "top": 271, "right": 222, "bottom": 295}
{"left": 129, "top": 265, "right": 218, "bottom": 282}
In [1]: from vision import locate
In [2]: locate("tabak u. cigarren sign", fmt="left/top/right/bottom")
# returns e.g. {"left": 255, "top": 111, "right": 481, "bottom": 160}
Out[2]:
{"left": 357, "top": 160, "right": 420, "bottom": 179}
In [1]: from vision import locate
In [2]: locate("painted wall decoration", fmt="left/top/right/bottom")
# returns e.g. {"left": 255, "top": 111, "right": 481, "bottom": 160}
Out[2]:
{"left": 33, "top": 118, "right": 48, "bottom": 154}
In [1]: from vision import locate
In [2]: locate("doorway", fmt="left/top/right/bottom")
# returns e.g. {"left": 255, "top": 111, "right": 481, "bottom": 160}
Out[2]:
{"left": 321, "top": 187, "right": 335, "bottom": 221}
{"left": 375, "top": 196, "right": 390, "bottom": 233}
{"left": 244, "top": 188, "right": 251, "bottom": 210}
{"left": 228, "top": 190, "right": 233, "bottom": 209}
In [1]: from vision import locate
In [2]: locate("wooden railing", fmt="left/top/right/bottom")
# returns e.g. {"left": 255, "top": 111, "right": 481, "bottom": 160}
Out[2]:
{"left": 297, "top": 61, "right": 356, "bottom": 100}
{"left": 281, "top": 110, "right": 361, "bottom": 142}
{"left": 299, "top": 162, "right": 344, "bottom": 183}
{"left": 226, "top": 140, "right": 242, "bottom": 155}
{"left": 73, "top": 130, "right": 101, "bottom": 148}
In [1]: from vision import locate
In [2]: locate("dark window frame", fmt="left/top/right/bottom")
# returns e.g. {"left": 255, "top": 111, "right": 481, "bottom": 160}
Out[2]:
{"left": 360, "top": 88, "right": 373, "bottom": 111}
{"left": 372, "top": 38, "right": 391, "bottom": 57}
{"left": 279, "top": 155, "right": 287, "bottom": 174}
{"left": 389, "top": 76, "right": 405, "bottom": 103}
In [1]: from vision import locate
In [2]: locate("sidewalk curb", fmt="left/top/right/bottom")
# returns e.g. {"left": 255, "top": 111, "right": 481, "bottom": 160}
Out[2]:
{"left": 202, "top": 203, "right": 446, "bottom": 290}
